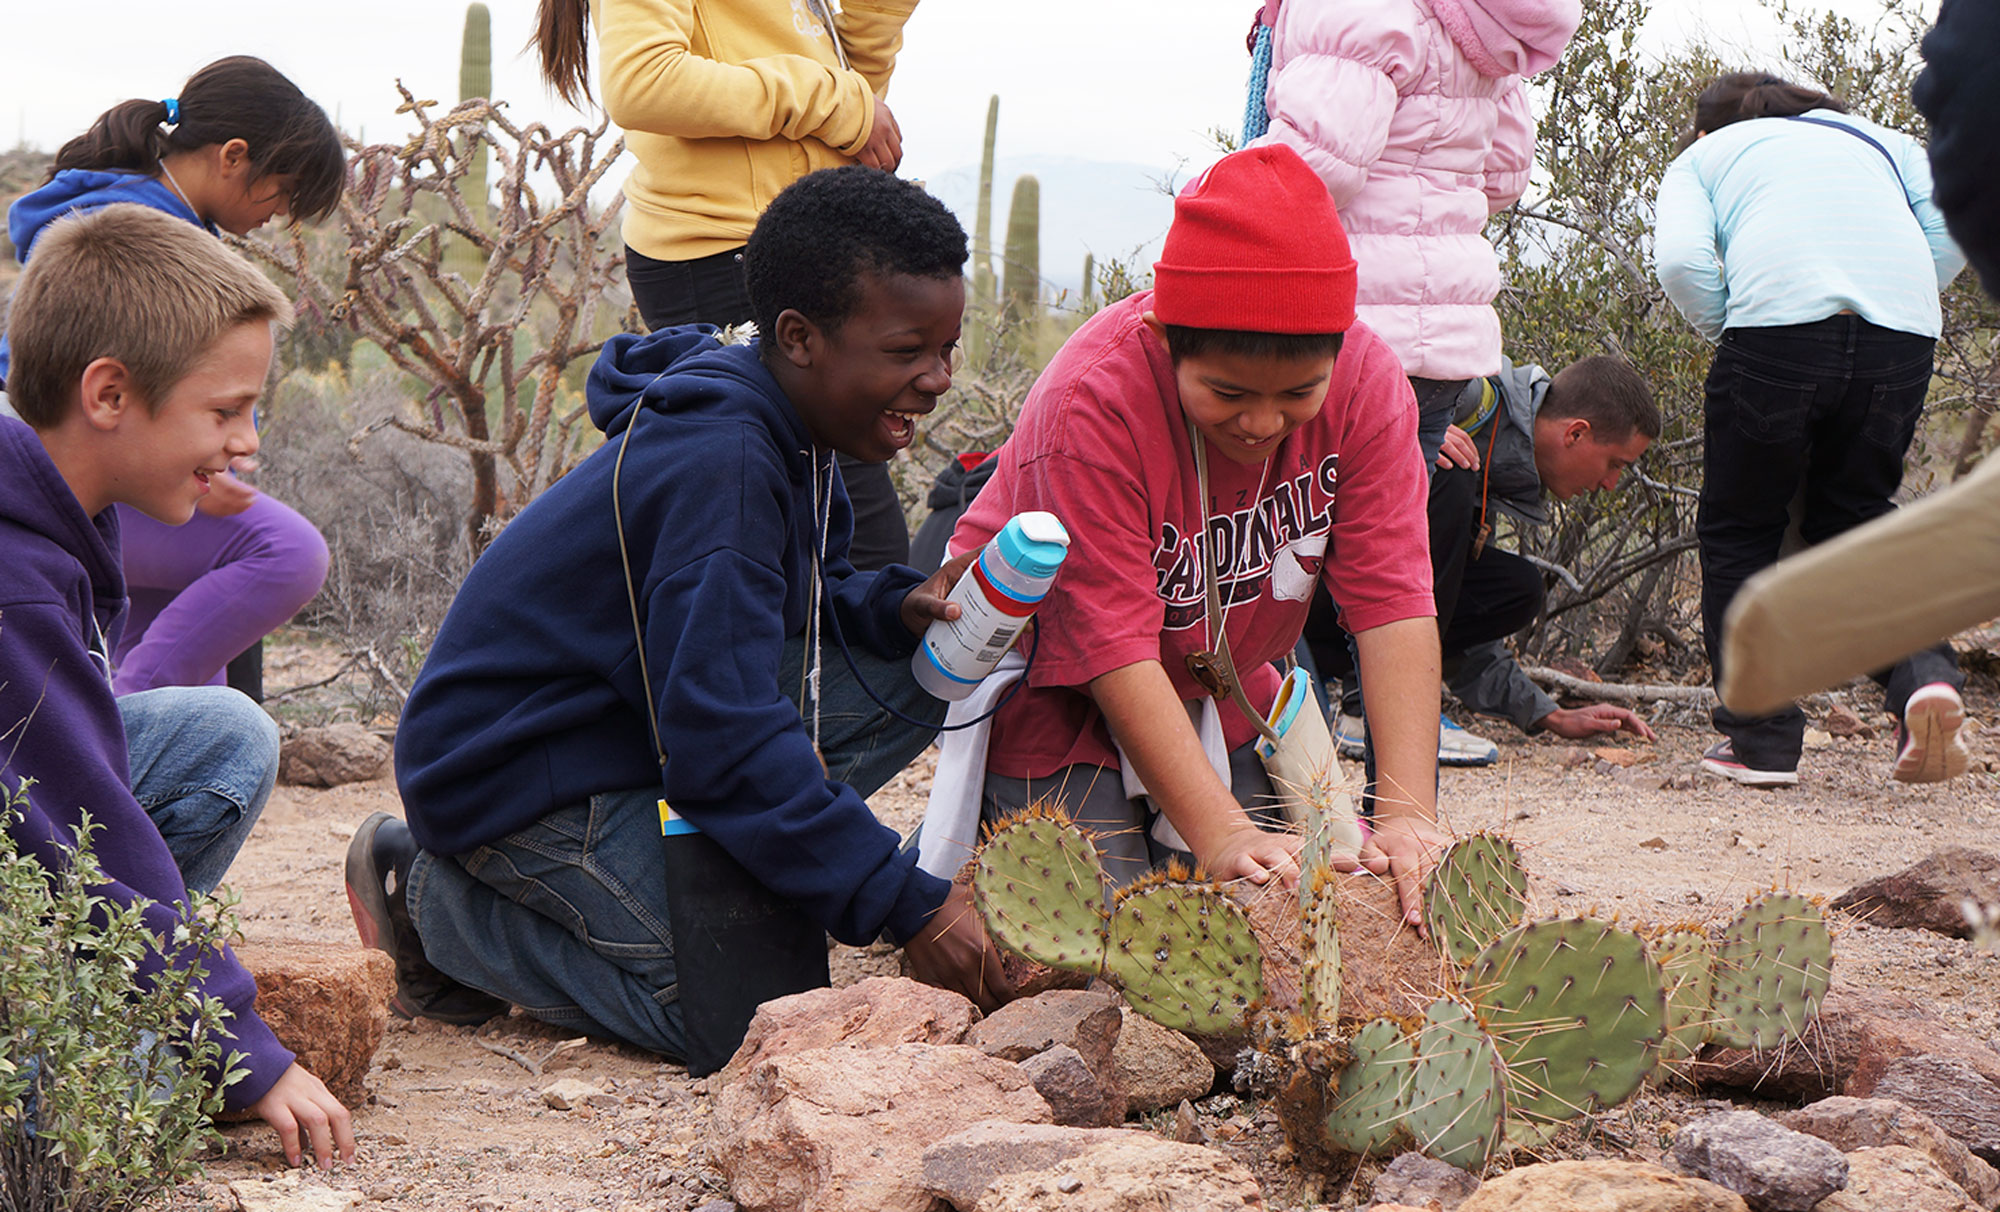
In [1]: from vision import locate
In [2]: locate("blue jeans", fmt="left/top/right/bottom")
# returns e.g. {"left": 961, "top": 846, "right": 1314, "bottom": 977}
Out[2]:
{"left": 119, "top": 685, "right": 278, "bottom": 896}
{"left": 406, "top": 633, "right": 945, "bottom": 1057}
{"left": 1699, "top": 316, "right": 1962, "bottom": 768}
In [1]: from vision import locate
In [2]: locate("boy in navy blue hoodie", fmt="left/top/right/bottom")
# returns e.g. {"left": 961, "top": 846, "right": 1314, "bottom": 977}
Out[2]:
{"left": 360, "top": 167, "right": 1011, "bottom": 1062}
{"left": 0, "top": 204, "right": 353, "bottom": 1168}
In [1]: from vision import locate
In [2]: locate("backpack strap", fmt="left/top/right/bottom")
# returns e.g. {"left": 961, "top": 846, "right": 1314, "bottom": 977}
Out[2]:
{"left": 1783, "top": 114, "right": 1907, "bottom": 195}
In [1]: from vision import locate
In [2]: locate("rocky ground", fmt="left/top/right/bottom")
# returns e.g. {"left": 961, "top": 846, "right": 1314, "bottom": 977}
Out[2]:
{"left": 161, "top": 632, "right": 2000, "bottom": 1210}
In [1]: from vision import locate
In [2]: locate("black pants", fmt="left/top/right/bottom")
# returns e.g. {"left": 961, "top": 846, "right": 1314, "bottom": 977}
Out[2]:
{"left": 1699, "top": 316, "right": 1961, "bottom": 769}
{"left": 625, "top": 244, "right": 911, "bottom": 570}
{"left": 1431, "top": 466, "right": 1544, "bottom": 659}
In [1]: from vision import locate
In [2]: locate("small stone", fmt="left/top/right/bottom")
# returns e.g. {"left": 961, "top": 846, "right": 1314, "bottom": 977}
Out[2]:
{"left": 542, "top": 1077, "right": 607, "bottom": 1110}
{"left": 1593, "top": 746, "right": 1653, "bottom": 768}
{"left": 1824, "top": 703, "right": 1876, "bottom": 739}
{"left": 1056, "top": 1176, "right": 1084, "bottom": 1194}
{"left": 1803, "top": 728, "right": 1834, "bottom": 748}
{"left": 1640, "top": 836, "right": 1669, "bottom": 851}
{"left": 1557, "top": 746, "right": 1594, "bottom": 769}
{"left": 1171, "top": 1100, "right": 1204, "bottom": 1145}
{"left": 230, "top": 1175, "right": 365, "bottom": 1212}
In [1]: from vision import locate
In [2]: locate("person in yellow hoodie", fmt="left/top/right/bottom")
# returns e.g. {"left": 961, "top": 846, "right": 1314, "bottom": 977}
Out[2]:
{"left": 535, "top": 0, "right": 916, "bottom": 568}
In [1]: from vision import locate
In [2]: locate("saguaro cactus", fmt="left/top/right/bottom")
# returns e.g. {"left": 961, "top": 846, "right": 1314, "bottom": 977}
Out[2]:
{"left": 447, "top": 2, "right": 493, "bottom": 279}
{"left": 1000, "top": 174, "right": 1041, "bottom": 332}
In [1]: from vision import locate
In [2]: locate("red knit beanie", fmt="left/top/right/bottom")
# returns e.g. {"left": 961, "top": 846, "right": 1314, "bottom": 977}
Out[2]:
{"left": 1151, "top": 144, "right": 1357, "bottom": 334}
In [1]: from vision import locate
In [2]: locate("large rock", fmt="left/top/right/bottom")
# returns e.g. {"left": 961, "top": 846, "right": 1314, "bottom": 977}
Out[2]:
{"left": 716, "top": 976, "right": 978, "bottom": 1088}
{"left": 277, "top": 724, "right": 390, "bottom": 788}
{"left": 1781, "top": 1097, "right": 2000, "bottom": 1209}
{"left": 235, "top": 941, "right": 393, "bottom": 1107}
{"left": 1459, "top": 1161, "right": 1750, "bottom": 1212}
{"left": 1020, "top": 1044, "right": 1124, "bottom": 1128}
{"left": 922, "top": 1122, "right": 1138, "bottom": 1209}
{"left": 1368, "top": 1151, "right": 1482, "bottom": 1210}
{"left": 1111, "top": 1007, "right": 1215, "bottom": 1115}
{"left": 1872, "top": 1056, "right": 2000, "bottom": 1164}
{"left": 1670, "top": 1111, "right": 1848, "bottom": 1212}
{"left": 1810, "top": 1147, "right": 1980, "bottom": 1212}
{"left": 968, "top": 988, "right": 1121, "bottom": 1070}
{"left": 969, "top": 1131, "right": 1264, "bottom": 1210}
{"left": 1829, "top": 848, "right": 2000, "bottom": 938}
{"left": 1695, "top": 983, "right": 2000, "bottom": 1101}
{"left": 709, "top": 1042, "right": 1051, "bottom": 1212}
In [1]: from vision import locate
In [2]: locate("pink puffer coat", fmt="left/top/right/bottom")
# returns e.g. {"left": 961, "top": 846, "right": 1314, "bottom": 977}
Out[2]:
{"left": 1253, "top": 0, "right": 1580, "bottom": 379}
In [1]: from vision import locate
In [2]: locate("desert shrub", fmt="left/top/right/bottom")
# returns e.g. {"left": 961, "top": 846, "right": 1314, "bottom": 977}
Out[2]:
{"left": 0, "top": 781, "right": 245, "bottom": 1212}
{"left": 253, "top": 361, "right": 477, "bottom": 718}
{"left": 240, "top": 84, "right": 632, "bottom": 550}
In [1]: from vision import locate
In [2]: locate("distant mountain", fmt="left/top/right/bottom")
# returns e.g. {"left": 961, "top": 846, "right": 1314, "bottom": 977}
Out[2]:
{"left": 919, "top": 154, "right": 1180, "bottom": 299}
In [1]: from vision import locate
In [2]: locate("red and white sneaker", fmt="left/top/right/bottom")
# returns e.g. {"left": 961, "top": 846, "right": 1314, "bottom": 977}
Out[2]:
{"left": 1894, "top": 683, "right": 1970, "bottom": 784}
{"left": 1699, "top": 739, "right": 1799, "bottom": 787}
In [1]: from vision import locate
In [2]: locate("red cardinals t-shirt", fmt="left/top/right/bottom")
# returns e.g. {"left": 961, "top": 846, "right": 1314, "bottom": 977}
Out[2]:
{"left": 952, "top": 292, "right": 1435, "bottom": 778}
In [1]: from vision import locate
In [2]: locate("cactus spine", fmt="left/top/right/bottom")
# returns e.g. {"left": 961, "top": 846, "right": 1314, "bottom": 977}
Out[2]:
{"left": 1322, "top": 1017, "right": 1413, "bottom": 1155}
{"left": 1708, "top": 892, "right": 1834, "bottom": 1049}
{"left": 1405, "top": 997, "right": 1507, "bottom": 1168}
{"left": 1423, "top": 833, "right": 1530, "bottom": 968}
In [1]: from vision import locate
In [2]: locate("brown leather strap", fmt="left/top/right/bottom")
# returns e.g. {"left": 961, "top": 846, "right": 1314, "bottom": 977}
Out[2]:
{"left": 1190, "top": 421, "right": 1281, "bottom": 746}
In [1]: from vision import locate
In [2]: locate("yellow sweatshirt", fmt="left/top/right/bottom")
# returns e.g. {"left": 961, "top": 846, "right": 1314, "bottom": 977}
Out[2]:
{"left": 595, "top": 0, "right": 919, "bottom": 261}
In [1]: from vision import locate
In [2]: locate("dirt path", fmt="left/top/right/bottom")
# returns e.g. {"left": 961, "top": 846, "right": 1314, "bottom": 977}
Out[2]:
{"left": 176, "top": 679, "right": 2000, "bottom": 1210}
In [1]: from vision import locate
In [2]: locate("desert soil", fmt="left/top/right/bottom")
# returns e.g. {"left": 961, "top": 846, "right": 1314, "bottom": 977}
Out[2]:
{"left": 166, "top": 632, "right": 2000, "bottom": 1211}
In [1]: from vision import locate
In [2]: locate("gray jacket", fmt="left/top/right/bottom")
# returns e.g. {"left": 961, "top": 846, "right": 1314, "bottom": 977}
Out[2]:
{"left": 1445, "top": 359, "right": 1561, "bottom": 731}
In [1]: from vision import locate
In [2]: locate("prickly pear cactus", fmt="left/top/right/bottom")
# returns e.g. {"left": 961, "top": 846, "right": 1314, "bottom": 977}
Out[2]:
{"left": 1322, "top": 1016, "right": 1414, "bottom": 1155}
{"left": 1299, "top": 867, "right": 1342, "bottom": 1026}
{"left": 1649, "top": 928, "right": 1715, "bottom": 1070}
{"left": 970, "top": 806, "right": 1108, "bottom": 975}
{"left": 1709, "top": 891, "right": 1834, "bottom": 1049}
{"left": 1104, "top": 871, "right": 1265, "bottom": 1035}
{"left": 1423, "top": 833, "right": 1530, "bottom": 968}
{"left": 1466, "top": 918, "right": 1665, "bottom": 1127}
{"left": 1405, "top": 997, "right": 1508, "bottom": 1169}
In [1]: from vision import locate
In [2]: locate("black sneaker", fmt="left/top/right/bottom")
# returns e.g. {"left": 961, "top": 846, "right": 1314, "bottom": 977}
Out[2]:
{"left": 1698, "top": 739, "right": 1799, "bottom": 788}
{"left": 345, "top": 812, "right": 507, "bottom": 1025}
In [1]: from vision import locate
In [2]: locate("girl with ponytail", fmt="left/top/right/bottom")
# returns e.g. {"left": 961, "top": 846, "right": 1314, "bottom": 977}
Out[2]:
{"left": 3, "top": 55, "right": 344, "bottom": 697}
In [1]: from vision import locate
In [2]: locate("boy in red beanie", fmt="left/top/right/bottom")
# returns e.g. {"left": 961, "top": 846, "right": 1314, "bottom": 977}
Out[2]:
{"left": 943, "top": 145, "right": 1447, "bottom": 925}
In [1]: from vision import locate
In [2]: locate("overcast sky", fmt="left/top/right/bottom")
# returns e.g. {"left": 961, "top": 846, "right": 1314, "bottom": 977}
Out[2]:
{"left": 6, "top": 0, "right": 1908, "bottom": 190}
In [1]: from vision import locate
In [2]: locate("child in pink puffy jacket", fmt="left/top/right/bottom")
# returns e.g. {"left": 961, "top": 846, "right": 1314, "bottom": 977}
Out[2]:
{"left": 1251, "top": 0, "right": 1581, "bottom": 775}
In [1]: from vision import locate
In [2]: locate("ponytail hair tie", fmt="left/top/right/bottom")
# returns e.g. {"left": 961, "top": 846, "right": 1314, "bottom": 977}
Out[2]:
{"left": 161, "top": 98, "right": 180, "bottom": 125}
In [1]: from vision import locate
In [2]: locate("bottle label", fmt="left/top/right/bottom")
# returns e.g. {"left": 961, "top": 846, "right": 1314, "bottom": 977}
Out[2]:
{"left": 660, "top": 799, "right": 699, "bottom": 837}
{"left": 920, "top": 558, "right": 1043, "bottom": 684}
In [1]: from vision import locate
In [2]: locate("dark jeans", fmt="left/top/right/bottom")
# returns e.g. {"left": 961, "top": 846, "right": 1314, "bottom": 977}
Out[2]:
{"left": 1699, "top": 315, "right": 1962, "bottom": 769}
{"left": 624, "top": 244, "right": 910, "bottom": 570}
{"left": 406, "top": 632, "right": 945, "bottom": 1058}
{"left": 1431, "top": 466, "right": 1544, "bottom": 659}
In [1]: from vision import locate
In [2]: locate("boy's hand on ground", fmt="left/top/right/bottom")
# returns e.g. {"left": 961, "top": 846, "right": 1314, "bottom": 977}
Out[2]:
{"left": 1436, "top": 425, "right": 1480, "bottom": 470}
{"left": 251, "top": 1062, "right": 355, "bottom": 1169}
{"left": 1538, "top": 704, "right": 1657, "bottom": 741}
{"left": 904, "top": 882, "right": 1013, "bottom": 1011}
{"left": 901, "top": 550, "right": 976, "bottom": 636}
{"left": 1199, "top": 824, "right": 1303, "bottom": 890}
{"left": 858, "top": 96, "right": 904, "bottom": 171}
{"left": 1364, "top": 814, "right": 1451, "bottom": 930}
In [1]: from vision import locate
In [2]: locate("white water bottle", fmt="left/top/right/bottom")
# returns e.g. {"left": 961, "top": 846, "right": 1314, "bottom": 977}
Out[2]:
{"left": 913, "top": 511, "right": 1070, "bottom": 701}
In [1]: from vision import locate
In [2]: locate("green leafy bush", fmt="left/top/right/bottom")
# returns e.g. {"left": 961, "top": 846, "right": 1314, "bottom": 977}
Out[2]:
{"left": 0, "top": 779, "right": 246, "bottom": 1212}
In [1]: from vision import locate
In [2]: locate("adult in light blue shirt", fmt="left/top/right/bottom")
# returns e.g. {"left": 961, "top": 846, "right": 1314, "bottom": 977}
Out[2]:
{"left": 1654, "top": 72, "right": 1969, "bottom": 789}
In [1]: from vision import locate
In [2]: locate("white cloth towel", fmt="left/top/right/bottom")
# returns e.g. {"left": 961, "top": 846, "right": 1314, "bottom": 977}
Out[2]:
{"left": 916, "top": 655, "right": 1224, "bottom": 877}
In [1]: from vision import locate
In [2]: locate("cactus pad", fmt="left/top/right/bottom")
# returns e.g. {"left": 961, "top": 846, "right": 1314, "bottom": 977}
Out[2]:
{"left": 1405, "top": 996, "right": 1507, "bottom": 1169}
{"left": 1323, "top": 1017, "right": 1415, "bottom": 1155}
{"left": 1424, "top": 833, "right": 1531, "bottom": 968}
{"left": 1103, "top": 875, "right": 1264, "bottom": 1035}
{"left": 1709, "top": 892, "right": 1834, "bottom": 1049}
{"left": 1466, "top": 918, "right": 1665, "bottom": 1126}
{"left": 971, "top": 808, "right": 1109, "bottom": 975}
{"left": 1300, "top": 867, "right": 1342, "bottom": 1027}
{"left": 1649, "top": 929, "right": 1715, "bottom": 1069}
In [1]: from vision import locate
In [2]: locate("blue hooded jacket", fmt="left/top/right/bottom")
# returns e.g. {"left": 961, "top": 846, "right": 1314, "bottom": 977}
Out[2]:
{"left": 394, "top": 329, "right": 950, "bottom": 945}
{"left": 0, "top": 417, "right": 294, "bottom": 1109}
{"left": 0, "top": 169, "right": 211, "bottom": 383}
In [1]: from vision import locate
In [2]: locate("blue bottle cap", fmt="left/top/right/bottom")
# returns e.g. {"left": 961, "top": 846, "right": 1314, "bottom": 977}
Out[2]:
{"left": 996, "top": 511, "right": 1070, "bottom": 579}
